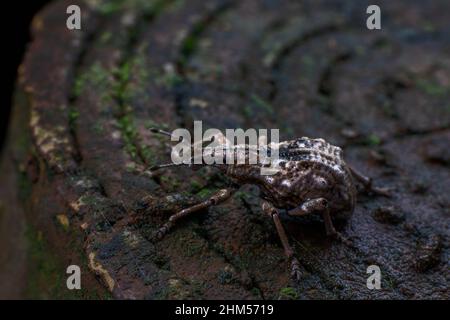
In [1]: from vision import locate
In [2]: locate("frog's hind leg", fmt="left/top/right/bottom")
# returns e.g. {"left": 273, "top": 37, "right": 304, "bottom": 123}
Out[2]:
{"left": 262, "top": 201, "right": 302, "bottom": 281}
{"left": 152, "top": 188, "right": 235, "bottom": 241}
{"left": 349, "top": 166, "right": 391, "bottom": 197}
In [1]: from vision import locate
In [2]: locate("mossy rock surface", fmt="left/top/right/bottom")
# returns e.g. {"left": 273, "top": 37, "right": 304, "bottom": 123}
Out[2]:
{"left": 1, "top": 0, "right": 449, "bottom": 299}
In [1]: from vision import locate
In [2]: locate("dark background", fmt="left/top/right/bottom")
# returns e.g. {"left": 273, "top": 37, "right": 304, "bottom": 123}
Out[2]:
{"left": 2, "top": 1, "right": 50, "bottom": 151}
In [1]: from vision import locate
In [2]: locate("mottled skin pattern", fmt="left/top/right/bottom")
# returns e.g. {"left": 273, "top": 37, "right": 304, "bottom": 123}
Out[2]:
{"left": 149, "top": 129, "right": 388, "bottom": 280}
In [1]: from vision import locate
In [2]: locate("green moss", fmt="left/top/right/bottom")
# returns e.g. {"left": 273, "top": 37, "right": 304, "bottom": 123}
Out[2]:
{"left": 117, "top": 114, "right": 138, "bottom": 160}
{"left": 234, "top": 190, "right": 251, "bottom": 202}
{"left": 99, "top": 31, "right": 112, "bottom": 44}
{"left": 24, "top": 225, "right": 109, "bottom": 299}
{"left": 160, "top": 175, "right": 181, "bottom": 190}
{"left": 114, "top": 58, "right": 150, "bottom": 164}
{"left": 250, "top": 94, "right": 274, "bottom": 115}
{"left": 73, "top": 78, "right": 84, "bottom": 98}
{"left": 68, "top": 107, "right": 79, "bottom": 129}
{"left": 422, "top": 22, "right": 435, "bottom": 32}
{"left": 144, "top": 119, "right": 169, "bottom": 131}
{"left": 92, "top": 122, "right": 104, "bottom": 134}
{"left": 140, "top": 145, "right": 156, "bottom": 165}
{"left": 113, "top": 61, "right": 133, "bottom": 103}
{"left": 113, "top": 59, "right": 139, "bottom": 160}
{"left": 75, "top": 0, "right": 171, "bottom": 166}
{"left": 196, "top": 188, "right": 215, "bottom": 199}
{"left": 79, "top": 194, "right": 98, "bottom": 207}
{"left": 415, "top": 79, "right": 448, "bottom": 97}
{"left": 154, "top": 287, "right": 169, "bottom": 299}
{"left": 250, "top": 287, "right": 261, "bottom": 297}
{"left": 25, "top": 226, "right": 66, "bottom": 299}
{"left": 279, "top": 287, "right": 299, "bottom": 300}
{"left": 97, "top": 0, "right": 157, "bottom": 15}
{"left": 132, "top": 56, "right": 150, "bottom": 85}
{"left": 162, "top": 71, "right": 184, "bottom": 89}
{"left": 383, "top": 273, "right": 397, "bottom": 290}
{"left": 114, "top": 62, "right": 131, "bottom": 87}
{"left": 149, "top": 64, "right": 183, "bottom": 89}
{"left": 182, "top": 36, "right": 196, "bottom": 60}
{"left": 190, "top": 279, "right": 205, "bottom": 297}
{"left": 179, "top": 18, "right": 209, "bottom": 67}
{"left": 97, "top": 0, "right": 123, "bottom": 15}
{"left": 243, "top": 105, "right": 253, "bottom": 118}
{"left": 73, "top": 63, "right": 112, "bottom": 100}
{"left": 365, "top": 133, "right": 381, "bottom": 146}
{"left": 189, "top": 180, "right": 202, "bottom": 192}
